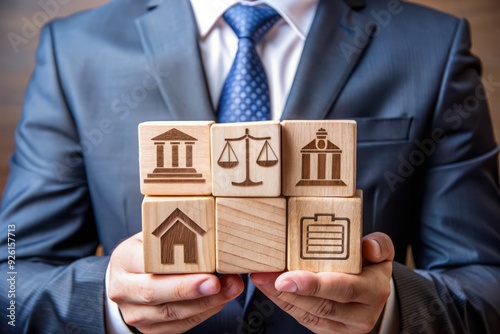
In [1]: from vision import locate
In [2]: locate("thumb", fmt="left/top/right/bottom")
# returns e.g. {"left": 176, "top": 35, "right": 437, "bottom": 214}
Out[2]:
{"left": 362, "top": 232, "right": 395, "bottom": 264}
{"left": 110, "top": 232, "right": 145, "bottom": 274}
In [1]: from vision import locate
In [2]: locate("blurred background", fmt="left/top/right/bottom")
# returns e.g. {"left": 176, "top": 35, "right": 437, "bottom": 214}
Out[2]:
{"left": 1, "top": 0, "right": 499, "bottom": 195}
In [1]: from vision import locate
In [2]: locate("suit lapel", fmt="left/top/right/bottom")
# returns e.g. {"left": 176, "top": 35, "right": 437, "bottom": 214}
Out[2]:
{"left": 282, "top": 0, "right": 374, "bottom": 120}
{"left": 135, "top": 0, "right": 215, "bottom": 120}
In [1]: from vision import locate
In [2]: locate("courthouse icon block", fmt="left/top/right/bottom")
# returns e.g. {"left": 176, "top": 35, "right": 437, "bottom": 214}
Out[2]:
{"left": 287, "top": 191, "right": 363, "bottom": 274}
{"left": 139, "top": 121, "right": 213, "bottom": 195}
{"left": 282, "top": 121, "right": 356, "bottom": 197}
{"left": 216, "top": 197, "right": 286, "bottom": 273}
{"left": 211, "top": 121, "right": 281, "bottom": 197}
{"left": 142, "top": 196, "right": 215, "bottom": 273}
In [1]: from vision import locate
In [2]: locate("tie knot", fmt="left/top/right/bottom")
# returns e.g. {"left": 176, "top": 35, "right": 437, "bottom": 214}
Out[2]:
{"left": 223, "top": 4, "right": 281, "bottom": 43}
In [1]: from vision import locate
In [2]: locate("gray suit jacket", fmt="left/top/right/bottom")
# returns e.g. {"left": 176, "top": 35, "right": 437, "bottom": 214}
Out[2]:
{"left": 1, "top": 0, "right": 499, "bottom": 333}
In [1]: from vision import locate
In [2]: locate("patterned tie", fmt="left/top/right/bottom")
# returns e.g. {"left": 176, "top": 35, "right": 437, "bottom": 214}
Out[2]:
{"left": 200, "top": 5, "right": 280, "bottom": 333}
{"left": 217, "top": 4, "right": 281, "bottom": 123}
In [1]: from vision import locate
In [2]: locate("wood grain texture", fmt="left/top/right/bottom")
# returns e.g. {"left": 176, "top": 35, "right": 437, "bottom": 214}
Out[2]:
{"left": 211, "top": 121, "right": 281, "bottom": 197}
{"left": 288, "top": 191, "right": 363, "bottom": 274}
{"left": 142, "top": 196, "right": 215, "bottom": 273}
{"left": 282, "top": 121, "right": 357, "bottom": 197}
{"left": 2, "top": 0, "right": 500, "bottom": 198}
{"left": 139, "top": 121, "right": 213, "bottom": 195}
{"left": 216, "top": 197, "right": 286, "bottom": 273}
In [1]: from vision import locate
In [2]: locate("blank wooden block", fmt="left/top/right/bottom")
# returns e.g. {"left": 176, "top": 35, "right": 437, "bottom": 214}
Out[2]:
{"left": 216, "top": 197, "right": 286, "bottom": 273}
{"left": 139, "top": 121, "right": 213, "bottom": 195}
{"left": 282, "top": 120, "right": 356, "bottom": 197}
{"left": 287, "top": 191, "right": 363, "bottom": 274}
{"left": 142, "top": 196, "right": 215, "bottom": 273}
{"left": 211, "top": 121, "right": 281, "bottom": 197}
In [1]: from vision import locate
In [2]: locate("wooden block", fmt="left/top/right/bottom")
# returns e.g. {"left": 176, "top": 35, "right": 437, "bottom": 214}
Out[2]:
{"left": 282, "top": 120, "right": 356, "bottom": 197}
{"left": 139, "top": 121, "right": 213, "bottom": 195}
{"left": 142, "top": 196, "right": 215, "bottom": 273}
{"left": 216, "top": 197, "right": 286, "bottom": 273}
{"left": 211, "top": 121, "right": 281, "bottom": 197}
{"left": 287, "top": 191, "right": 363, "bottom": 274}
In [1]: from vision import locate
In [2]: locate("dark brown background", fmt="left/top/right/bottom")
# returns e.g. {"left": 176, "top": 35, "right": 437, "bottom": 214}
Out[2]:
{"left": 1, "top": 0, "right": 499, "bottom": 195}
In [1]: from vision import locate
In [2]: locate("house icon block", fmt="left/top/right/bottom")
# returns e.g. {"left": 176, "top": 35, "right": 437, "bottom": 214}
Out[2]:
{"left": 142, "top": 196, "right": 215, "bottom": 274}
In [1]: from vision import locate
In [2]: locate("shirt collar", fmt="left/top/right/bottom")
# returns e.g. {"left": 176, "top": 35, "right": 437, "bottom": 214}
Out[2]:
{"left": 189, "top": 0, "right": 319, "bottom": 41}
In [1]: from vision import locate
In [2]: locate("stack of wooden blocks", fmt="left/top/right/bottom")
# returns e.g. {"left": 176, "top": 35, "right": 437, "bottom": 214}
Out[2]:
{"left": 139, "top": 120, "right": 362, "bottom": 275}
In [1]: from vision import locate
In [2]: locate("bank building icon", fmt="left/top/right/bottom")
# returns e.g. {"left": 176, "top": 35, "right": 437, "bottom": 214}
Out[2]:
{"left": 144, "top": 128, "right": 206, "bottom": 184}
{"left": 296, "top": 128, "right": 346, "bottom": 186}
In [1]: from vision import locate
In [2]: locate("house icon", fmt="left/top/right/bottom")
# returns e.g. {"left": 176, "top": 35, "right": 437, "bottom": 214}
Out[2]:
{"left": 152, "top": 208, "right": 206, "bottom": 264}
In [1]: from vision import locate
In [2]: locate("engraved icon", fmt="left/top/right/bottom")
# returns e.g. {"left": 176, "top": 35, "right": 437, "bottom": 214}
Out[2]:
{"left": 300, "top": 214, "right": 350, "bottom": 260}
{"left": 217, "top": 128, "right": 278, "bottom": 187}
{"left": 296, "top": 128, "right": 346, "bottom": 186}
{"left": 152, "top": 208, "right": 206, "bottom": 264}
{"left": 144, "top": 128, "right": 206, "bottom": 184}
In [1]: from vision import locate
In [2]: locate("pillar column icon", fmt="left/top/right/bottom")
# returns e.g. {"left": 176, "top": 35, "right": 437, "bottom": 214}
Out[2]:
{"left": 139, "top": 121, "right": 213, "bottom": 196}
{"left": 144, "top": 128, "right": 205, "bottom": 184}
{"left": 297, "top": 128, "right": 346, "bottom": 186}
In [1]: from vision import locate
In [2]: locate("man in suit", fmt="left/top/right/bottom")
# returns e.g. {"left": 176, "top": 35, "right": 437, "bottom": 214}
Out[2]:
{"left": 1, "top": 0, "right": 499, "bottom": 333}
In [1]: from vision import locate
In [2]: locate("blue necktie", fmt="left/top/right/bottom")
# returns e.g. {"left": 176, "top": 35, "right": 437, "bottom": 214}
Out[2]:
{"left": 217, "top": 4, "right": 281, "bottom": 123}
{"left": 197, "top": 6, "right": 281, "bottom": 333}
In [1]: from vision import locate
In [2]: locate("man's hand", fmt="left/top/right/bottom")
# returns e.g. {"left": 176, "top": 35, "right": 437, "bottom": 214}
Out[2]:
{"left": 108, "top": 233, "right": 244, "bottom": 334}
{"left": 251, "top": 232, "right": 394, "bottom": 334}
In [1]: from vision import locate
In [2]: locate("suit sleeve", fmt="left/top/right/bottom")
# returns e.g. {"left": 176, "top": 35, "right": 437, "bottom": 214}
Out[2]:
{"left": 0, "top": 23, "right": 108, "bottom": 333}
{"left": 392, "top": 19, "right": 500, "bottom": 333}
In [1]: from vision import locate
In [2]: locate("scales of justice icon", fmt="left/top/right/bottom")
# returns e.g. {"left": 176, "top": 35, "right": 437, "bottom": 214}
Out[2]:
{"left": 217, "top": 128, "right": 279, "bottom": 187}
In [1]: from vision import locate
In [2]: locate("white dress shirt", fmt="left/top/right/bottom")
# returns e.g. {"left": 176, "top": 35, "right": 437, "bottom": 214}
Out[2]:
{"left": 106, "top": 3, "right": 317, "bottom": 330}
{"left": 105, "top": 0, "right": 399, "bottom": 332}
{"left": 190, "top": 0, "right": 318, "bottom": 120}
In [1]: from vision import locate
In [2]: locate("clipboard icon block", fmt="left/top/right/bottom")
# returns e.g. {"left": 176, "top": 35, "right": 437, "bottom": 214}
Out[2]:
{"left": 301, "top": 214, "right": 350, "bottom": 260}
{"left": 288, "top": 191, "right": 363, "bottom": 274}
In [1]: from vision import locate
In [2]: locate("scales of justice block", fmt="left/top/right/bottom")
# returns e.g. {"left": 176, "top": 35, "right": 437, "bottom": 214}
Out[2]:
{"left": 211, "top": 121, "right": 281, "bottom": 197}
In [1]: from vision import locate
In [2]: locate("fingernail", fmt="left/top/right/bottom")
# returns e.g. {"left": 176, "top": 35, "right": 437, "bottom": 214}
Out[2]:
{"left": 277, "top": 280, "right": 297, "bottom": 293}
{"left": 371, "top": 239, "right": 381, "bottom": 258}
{"left": 199, "top": 280, "right": 217, "bottom": 296}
